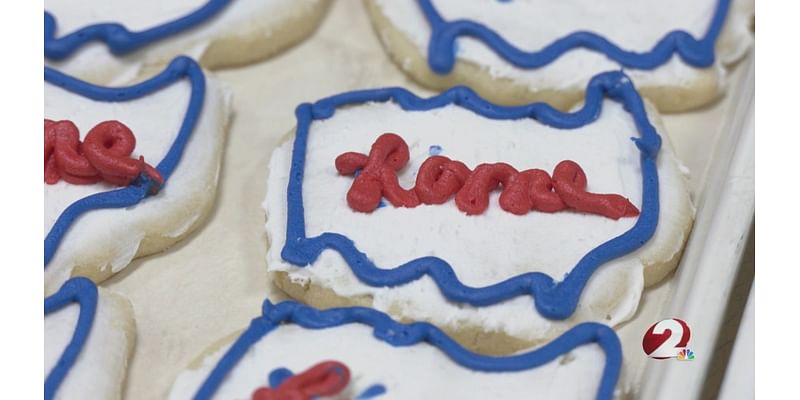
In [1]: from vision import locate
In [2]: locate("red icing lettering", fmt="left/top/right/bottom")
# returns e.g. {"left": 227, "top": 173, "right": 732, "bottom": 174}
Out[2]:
{"left": 251, "top": 361, "right": 350, "bottom": 400}
{"left": 335, "top": 133, "right": 639, "bottom": 220}
{"left": 335, "top": 133, "right": 420, "bottom": 211}
{"left": 44, "top": 119, "right": 163, "bottom": 189}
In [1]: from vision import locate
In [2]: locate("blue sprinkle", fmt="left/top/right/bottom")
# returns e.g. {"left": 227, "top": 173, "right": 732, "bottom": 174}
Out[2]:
{"left": 497, "top": 0, "right": 513, "bottom": 2}
{"left": 354, "top": 169, "right": 362, "bottom": 177}
{"left": 268, "top": 367, "right": 294, "bottom": 388}
{"left": 428, "top": 145, "right": 443, "bottom": 156}
{"left": 356, "top": 384, "right": 387, "bottom": 399}
{"left": 377, "top": 199, "right": 386, "bottom": 208}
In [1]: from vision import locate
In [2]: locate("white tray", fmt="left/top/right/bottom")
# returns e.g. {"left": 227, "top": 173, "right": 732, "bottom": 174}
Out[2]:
{"left": 718, "top": 279, "right": 755, "bottom": 400}
{"left": 103, "top": 2, "right": 756, "bottom": 398}
{"left": 638, "top": 55, "right": 755, "bottom": 399}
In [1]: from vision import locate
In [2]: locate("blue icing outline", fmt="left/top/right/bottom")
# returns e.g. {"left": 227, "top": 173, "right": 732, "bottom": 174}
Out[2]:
{"left": 194, "top": 300, "right": 622, "bottom": 400}
{"left": 45, "top": 0, "right": 232, "bottom": 60}
{"left": 280, "top": 71, "right": 661, "bottom": 320}
{"left": 44, "top": 56, "right": 206, "bottom": 268}
{"left": 44, "top": 56, "right": 205, "bottom": 398}
{"left": 417, "top": 0, "right": 730, "bottom": 74}
{"left": 44, "top": 277, "right": 98, "bottom": 400}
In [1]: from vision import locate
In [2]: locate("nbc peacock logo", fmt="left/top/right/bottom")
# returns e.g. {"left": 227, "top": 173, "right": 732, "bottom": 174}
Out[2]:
{"left": 642, "top": 318, "right": 696, "bottom": 360}
{"left": 676, "top": 349, "right": 695, "bottom": 361}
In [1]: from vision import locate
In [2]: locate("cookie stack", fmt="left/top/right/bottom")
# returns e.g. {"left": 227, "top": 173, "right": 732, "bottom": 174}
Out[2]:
{"left": 43, "top": 1, "right": 754, "bottom": 399}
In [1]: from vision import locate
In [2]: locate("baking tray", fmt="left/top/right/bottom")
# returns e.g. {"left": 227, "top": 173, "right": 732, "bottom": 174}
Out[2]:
{"left": 103, "top": 2, "right": 756, "bottom": 398}
{"left": 640, "top": 54, "right": 755, "bottom": 399}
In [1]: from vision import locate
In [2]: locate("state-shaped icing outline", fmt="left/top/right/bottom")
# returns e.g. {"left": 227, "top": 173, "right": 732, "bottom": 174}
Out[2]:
{"left": 44, "top": 277, "right": 98, "bottom": 399}
{"left": 44, "top": 0, "right": 231, "bottom": 60}
{"left": 44, "top": 56, "right": 206, "bottom": 268}
{"left": 193, "top": 300, "right": 622, "bottom": 400}
{"left": 280, "top": 71, "right": 662, "bottom": 321}
{"left": 417, "top": 0, "right": 730, "bottom": 74}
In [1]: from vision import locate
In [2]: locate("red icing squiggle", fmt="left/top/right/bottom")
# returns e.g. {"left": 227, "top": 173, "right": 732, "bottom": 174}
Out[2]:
{"left": 44, "top": 119, "right": 163, "bottom": 189}
{"left": 335, "top": 133, "right": 639, "bottom": 219}
{"left": 251, "top": 361, "right": 350, "bottom": 400}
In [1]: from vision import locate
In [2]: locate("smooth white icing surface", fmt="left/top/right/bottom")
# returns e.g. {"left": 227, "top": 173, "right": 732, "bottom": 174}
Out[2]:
{"left": 374, "top": 0, "right": 753, "bottom": 91}
{"left": 44, "top": 72, "right": 230, "bottom": 295}
{"left": 44, "top": 290, "right": 132, "bottom": 400}
{"left": 169, "top": 323, "right": 606, "bottom": 399}
{"left": 264, "top": 100, "right": 691, "bottom": 341}
{"left": 44, "top": 0, "right": 322, "bottom": 84}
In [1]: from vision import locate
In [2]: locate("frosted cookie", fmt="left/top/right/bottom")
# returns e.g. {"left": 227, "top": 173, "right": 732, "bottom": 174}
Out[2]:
{"left": 44, "top": 57, "right": 230, "bottom": 295}
{"left": 365, "top": 0, "right": 754, "bottom": 112}
{"left": 45, "top": 0, "right": 329, "bottom": 84}
{"left": 45, "top": 277, "right": 136, "bottom": 400}
{"left": 169, "top": 300, "right": 622, "bottom": 399}
{"left": 263, "top": 71, "right": 694, "bottom": 354}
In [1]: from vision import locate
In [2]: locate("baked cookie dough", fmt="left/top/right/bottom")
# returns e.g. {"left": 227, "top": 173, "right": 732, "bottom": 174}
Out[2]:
{"left": 45, "top": 0, "right": 330, "bottom": 84}
{"left": 44, "top": 58, "right": 230, "bottom": 295}
{"left": 262, "top": 76, "right": 694, "bottom": 355}
{"left": 365, "top": 0, "right": 754, "bottom": 112}
{"left": 169, "top": 300, "right": 622, "bottom": 399}
{"left": 45, "top": 278, "right": 136, "bottom": 400}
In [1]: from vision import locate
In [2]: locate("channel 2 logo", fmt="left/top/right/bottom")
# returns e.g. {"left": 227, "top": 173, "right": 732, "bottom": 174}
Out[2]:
{"left": 642, "top": 318, "right": 695, "bottom": 360}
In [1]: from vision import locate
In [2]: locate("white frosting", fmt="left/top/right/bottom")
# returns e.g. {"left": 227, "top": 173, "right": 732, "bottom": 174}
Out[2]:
{"left": 169, "top": 323, "right": 606, "bottom": 399}
{"left": 45, "top": 289, "right": 134, "bottom": 400}
{"left": 264, "top": 100, "right": 691, "bottom": 342}
{"left": 44, "top": 0, "right": 322, "bottom": 84}
{"left": 44, "top": 71, "right": 230, "bottom": 295}
{"left": 374, "top": 0, "right": 753, "bottom": 91}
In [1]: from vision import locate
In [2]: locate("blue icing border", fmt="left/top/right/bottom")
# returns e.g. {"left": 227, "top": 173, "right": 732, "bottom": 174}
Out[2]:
{"left": 44, "top": 277, "right": 98, "bottom": 400}
{"left": 44, "top": 56, "right": 205, "bottom": 398}
{"left": 417, "top": 0, "right": 730, "bottom": 74}
{"left": 44, "top": 56, "right": 206, "bottom": 268}
{"left": 281, "top": 71, "right": 661, "bottom": 320}
{"left": 194, "top": 300, "right": 622, "bottom": 400}
{"left": 45, "top": 0, "right": 232, "bottom": 60}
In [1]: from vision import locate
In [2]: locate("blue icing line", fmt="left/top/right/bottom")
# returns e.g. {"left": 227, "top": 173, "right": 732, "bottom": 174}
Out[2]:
{"left": 356, "top": 384, "right": 387, "bottom": 399}
{"left": 194, "top": 300, "right": 622, "bottom": 400}
{"left": 44, "top": 55, "right": 205, "bottom": 397}
{"left": 44, "top": 56, "right": 206, "bottom": 268}
{"left": 45, "top": 0, "right": 232, "bottom": 60}
{"left": 417, "top": 0, "right": 730, "bottom": 74}
{"left": 280, "top": 71, "right": 661, "bottom": 320}
{"left": 44, "top": 277, "right": 98, "bottom": 400}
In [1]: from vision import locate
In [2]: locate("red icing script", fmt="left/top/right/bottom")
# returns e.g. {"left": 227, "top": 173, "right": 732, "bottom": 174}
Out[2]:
{"left": 252, "top": 361, "right": 350, "bottom": 400}
{"left": 335, "top": 133, "right": 639, "bottom": 219}
{"left": 44, "top": 119, "right": 163, "bottom": 188}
